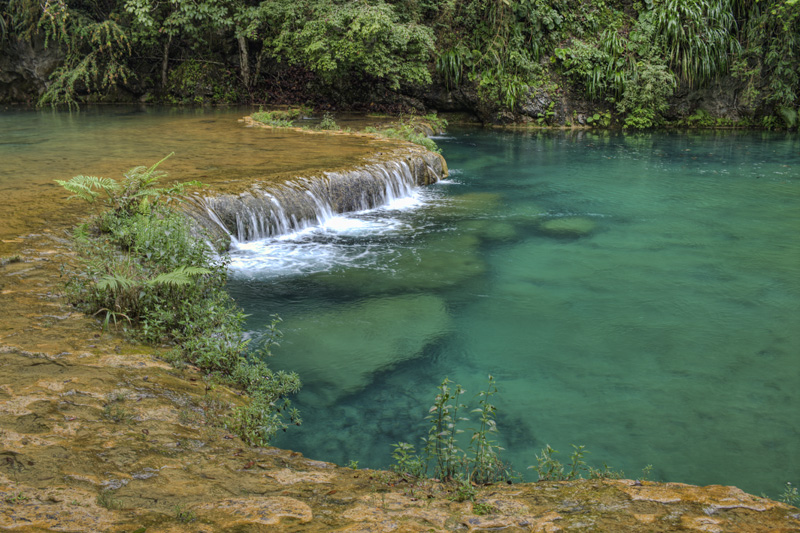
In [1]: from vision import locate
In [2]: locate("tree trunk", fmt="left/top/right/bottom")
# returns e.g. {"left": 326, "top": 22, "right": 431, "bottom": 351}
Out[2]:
{"left": 161, "top": 34, "right": 173, "bottom": 89}
{"left": 253, "top": 44, "right": 268, "bottom": 89}
{"left": 238, "top": 34, "right": 250, "bottom": 90}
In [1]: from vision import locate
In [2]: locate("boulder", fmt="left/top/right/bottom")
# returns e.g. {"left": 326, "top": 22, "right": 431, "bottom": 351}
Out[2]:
{"left": 277, "top": 294, "right": 450, "bottom": 406}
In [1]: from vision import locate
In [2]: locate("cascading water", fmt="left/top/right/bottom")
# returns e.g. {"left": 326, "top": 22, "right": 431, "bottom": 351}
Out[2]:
{"left": 184, "top": 148, "right": 447, "bottom": 248}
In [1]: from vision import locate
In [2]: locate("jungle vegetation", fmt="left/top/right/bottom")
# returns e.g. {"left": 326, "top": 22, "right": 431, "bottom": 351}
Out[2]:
{"left": 1, "top": 0, "right": 798, "bottom": 127}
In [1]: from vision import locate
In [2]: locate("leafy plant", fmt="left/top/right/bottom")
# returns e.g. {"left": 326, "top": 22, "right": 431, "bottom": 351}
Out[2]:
{"left": 102, "top": 402, "right": 132, "bottom": 423}
{"left": 653, "top": 0, "right": 739, "bottom": 88}
{"left": 393, "top": 376, "right": 516, "bottom": 486}
{"left": 473, "top": 502, "right": 497, "bottom": 515}
{"left": 779, "top": 482, "right": 800, "bottom": 507}
{"left": 449, "top": 474, "right": 477, "bottom": 502}
{"left": 37, "top": 3, "right": 133, "bottom": 108}
{"left": 365, "top": 115, "right": 446, "bottom": 153}
{"left": 175, "top": 504, "right": 196, "bottom": 523}
{"left": 57, "top": 157, "right": 301, "bottom": 447}
{"left": 423, "top": 377, "right": 467, "bottom": 482}
{"left": 617, "top": 61, "right": 677, "bottom": 129}
{"left": 316, "top": 112, "right": 339, "bottom": 131}
{"left": 468, "top": 375, "right": 507, "bottom": 484}
{"left": 390, "top": 442, "right": 426, "bottom": 478}
{"left": 251, "top": 109, "right": 300, "bottom": 127}
{"left": 274, "top": 0, "right": 436, "bottom": 90}
{"left": 4, "top": 492, "right": 29, "bottom": 504}
{"left": 529, "top": 444, "right": 624, "bottom": 481}
{"left": 96, "top": 491, "right": 122, "bottom": 510}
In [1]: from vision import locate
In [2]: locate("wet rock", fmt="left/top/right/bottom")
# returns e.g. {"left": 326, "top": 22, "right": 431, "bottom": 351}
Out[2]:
{"left": 437, "top": 192, "right": 503, "bottom": 220}
{"left": 186, "top": 145, "right": 447, "bottom": 245}
{"left": 459, "top": 219, "right": 518, "bottom": 243}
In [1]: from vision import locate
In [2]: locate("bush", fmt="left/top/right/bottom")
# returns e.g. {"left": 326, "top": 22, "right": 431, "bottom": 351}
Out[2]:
{"left": 391, "top": 375, "right": 512, "bottom": 485}
{"left": 251, "top": 108, "right": 301, "bottom": 127}
{"left": 57, "top": 156, "right": 300, "bottom": 446}
{"left": 362, "top": 114, "right": 447, "bottom": 152}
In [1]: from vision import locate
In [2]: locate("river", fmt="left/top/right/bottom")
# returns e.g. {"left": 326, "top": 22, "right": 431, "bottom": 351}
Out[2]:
{"left": 2, "top": 107, "right": 798, "bottom": 497}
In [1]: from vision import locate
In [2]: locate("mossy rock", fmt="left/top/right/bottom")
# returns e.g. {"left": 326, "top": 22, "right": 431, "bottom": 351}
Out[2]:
{"left": 459, "top": 219, "right": 518, "bottom": 243}
{"left": 538, "top": 217, "right": 597, "bottom": 238}
{"left": 276, "top": 294, "right": 451, "bottom": 406}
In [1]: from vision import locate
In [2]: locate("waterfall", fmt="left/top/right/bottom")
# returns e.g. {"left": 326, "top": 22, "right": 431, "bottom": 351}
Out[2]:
{"left": 184, "top": 147, "right": 447, "bottom": 250}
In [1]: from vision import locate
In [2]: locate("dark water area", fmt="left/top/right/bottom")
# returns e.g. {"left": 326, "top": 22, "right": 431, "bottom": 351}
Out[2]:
{"left": 228, "top": 129, "right": 800, "bottom": 497}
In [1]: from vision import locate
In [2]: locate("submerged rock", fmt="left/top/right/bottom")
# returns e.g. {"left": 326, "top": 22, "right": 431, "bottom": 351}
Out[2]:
{"left": 539, "top": 216, "right": 597, "bottom": 237}
{"left": 459, "top": 219, "right": 518, "bottom": 243}
{"left": 311, "top": 232, "right": 486, "bottom": 295}
{"left": 277, "top": 294, "right": 450, "bottom": 406}
{"left": 436, "top": 192, "right": 503, "bottom": 220}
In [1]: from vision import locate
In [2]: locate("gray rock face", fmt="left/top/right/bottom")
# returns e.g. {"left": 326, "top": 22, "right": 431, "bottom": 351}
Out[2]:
{"left": 0, "top": 38, "right": 63, "bottom": 103}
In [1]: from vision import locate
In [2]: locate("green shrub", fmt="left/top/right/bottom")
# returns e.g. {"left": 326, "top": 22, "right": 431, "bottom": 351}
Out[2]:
{"left": 251, "top": 109, "right": 301, "bottom": 127}
{"left": 617, "top": 61, "right": 677, "bottom": 129}
{"left": 362, "top": 114, "right": 447, "bottom": 153}
{"left": 653, "top": 0, "right": 739, "bottom": 88}
{"left": 529, "top": 444, "right": 624, "bottom": 481}
{"left": 57, "top": 156, "right": 301, "bottom": 446}
{"left": 316, "top": 112, "right": 339, "bottom": 130}
{"left": 392, "top": 375, "right": 512, "bottom": 485}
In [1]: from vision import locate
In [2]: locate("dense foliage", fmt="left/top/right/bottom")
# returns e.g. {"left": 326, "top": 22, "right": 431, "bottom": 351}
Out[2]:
{"left": 2, "top": 0, "right": 798, "bottom": 126}
{"left": 57, "top": 156, "right": 301, "bottom": 446}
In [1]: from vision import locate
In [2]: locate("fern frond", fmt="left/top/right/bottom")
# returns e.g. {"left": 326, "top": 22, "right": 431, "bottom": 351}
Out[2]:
{"left": 96, "top": 273, "right": 137, "bottom": 292}
{"left": 149, "top": 266, "right": 212, "bottom": 286}
{"left": 55, "top": 175, "right": 120, "bottom": 203}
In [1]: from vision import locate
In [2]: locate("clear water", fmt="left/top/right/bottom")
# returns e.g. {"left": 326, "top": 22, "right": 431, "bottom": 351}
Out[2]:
{"left": 227, "top": 129, "right": 800, "bottom": 497}
{"left": 0, "top": 106, "right": 386, "bottom": 247}
{"left": 2, "top": 107, "right": 797, "bottom": 496}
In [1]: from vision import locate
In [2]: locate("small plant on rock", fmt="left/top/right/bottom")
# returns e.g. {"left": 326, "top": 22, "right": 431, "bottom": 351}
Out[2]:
{"left": 317, "top": 112, "right": 339, "bottom": 131}
{"left": 780, "top": 482, "right": 800, "bottom": 507}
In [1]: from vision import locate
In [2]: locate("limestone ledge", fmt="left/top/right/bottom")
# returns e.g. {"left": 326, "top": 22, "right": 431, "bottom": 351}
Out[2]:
{"left": 1, "top": 344, "right": 799, "bottom": 532}
{"left": 183, "top": 118, "right": 449, "bottom": 250}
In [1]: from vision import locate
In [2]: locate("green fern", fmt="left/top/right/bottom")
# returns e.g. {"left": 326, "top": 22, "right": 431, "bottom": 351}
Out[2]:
{"left": 54, "top": 175, "right": 120, "bottom": 203}
{"left": 149, "top": 266, "right": 212, "bottom": 286}
{"left": 95, "top": 273, "right": 137, "bottom": 293}
{"left": 55, "top": 153, "right": 198, "bottom": 217}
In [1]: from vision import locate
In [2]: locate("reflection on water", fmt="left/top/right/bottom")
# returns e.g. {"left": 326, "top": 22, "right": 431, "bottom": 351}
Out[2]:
{"left": 228, "top": 129, "right": 800, "bottom": 497}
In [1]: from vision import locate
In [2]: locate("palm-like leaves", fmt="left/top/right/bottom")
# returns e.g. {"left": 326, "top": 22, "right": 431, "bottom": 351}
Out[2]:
{"left": 655, "top": 0, "right": 740, "bottom": 87}
{"left": 96, "top": 265, "right": 211, "bottom": 294}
